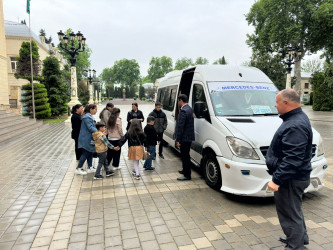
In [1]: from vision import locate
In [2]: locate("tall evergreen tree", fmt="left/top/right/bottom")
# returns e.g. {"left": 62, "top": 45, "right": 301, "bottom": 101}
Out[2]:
{"left": 42, "top": 57, "right": 69, "bottom": 115}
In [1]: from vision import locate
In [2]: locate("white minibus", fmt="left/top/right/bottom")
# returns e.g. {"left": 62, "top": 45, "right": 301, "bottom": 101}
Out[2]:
{"left": 157, "top": 65, "right": 327, "bottom": 196}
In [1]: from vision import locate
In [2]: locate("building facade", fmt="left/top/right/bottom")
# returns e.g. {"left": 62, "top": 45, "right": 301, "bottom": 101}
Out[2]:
{"left": 2, "top": 20, "right": 66, "bottom": 112}
{"left": 0, "top": 0, "right": 9, "bottom": 108}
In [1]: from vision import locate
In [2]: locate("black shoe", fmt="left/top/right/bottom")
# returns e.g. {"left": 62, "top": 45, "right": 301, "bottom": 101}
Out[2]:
{"left": 279, "top": 237, "right": 309, "bottom": 246}
{"left": 106, "top": 171, "right": 114, "bottom": 177}
{"left": 178, "top": 170, "right": 183, "bottom": 174}
{"left": 153, "top": 157, "right": 156, "bottom": 160}
{"left": 145, "top": 167, "right": 155, "bottom": 171}
{"left": 94, "top": 175, "right": 104, "bottom": 180}
{"left": 159, "top": 154, "right": 165, "bottom": 159}
{"left": 177, "top": 176, "right": 191, "bottom": 181}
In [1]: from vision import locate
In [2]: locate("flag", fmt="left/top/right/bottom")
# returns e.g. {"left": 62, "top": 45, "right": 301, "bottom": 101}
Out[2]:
{"left": 26, "top": 0, "right": 31, "bottom": 14}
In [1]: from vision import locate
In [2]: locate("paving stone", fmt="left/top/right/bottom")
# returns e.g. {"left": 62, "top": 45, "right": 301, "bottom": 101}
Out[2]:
{"left": 123, "top": 237, "right": 141, "bottom": 249}
{"left": 174, "top": 234, "right": 193, "bottom": 246}
{"left": 211, "top": 239, "right": 232, "bottom": 249}
{"left": 204, "top": 230, "right": 223, "bottom": 241}
{"left": 141, "top": 239, "right": 159, "bottom": 249}
{"left": 192, "top": 237, "right": 213, "bottom": 248}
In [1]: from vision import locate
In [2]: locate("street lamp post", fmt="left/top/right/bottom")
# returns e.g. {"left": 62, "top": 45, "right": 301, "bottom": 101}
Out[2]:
{"left": 57, "top": 30, "right": 86, "bottom": 109}
{"left": 279, "top": 46, "right": 302, "bottom": 89}
{"left": 83, "top": 69, "right": 96, "bottom": 104}
{"left": 98, "top": 81, "right": 102, "bottom": 104}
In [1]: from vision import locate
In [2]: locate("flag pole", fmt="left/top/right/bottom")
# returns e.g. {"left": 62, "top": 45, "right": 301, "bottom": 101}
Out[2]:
{"left": 28, "top": 2, "right": 35, "bottom": 119}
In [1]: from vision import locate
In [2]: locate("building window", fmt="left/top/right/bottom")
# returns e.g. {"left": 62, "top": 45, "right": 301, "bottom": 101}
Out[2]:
{"left": 304, "top": 82, "right": 309, "bottom": 89}
{"left": 10, "top": 57, "right": 18, "bottom": 73}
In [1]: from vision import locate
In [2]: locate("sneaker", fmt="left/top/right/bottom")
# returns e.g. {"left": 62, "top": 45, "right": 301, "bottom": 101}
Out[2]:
{"left": 153, "top": 157, "right": 156, "bottom": 160}
{"left": 76, "top": 168, "right": 87, "bottom": 175}
{"left": 94, "top": 175, "right": 104, "bottom": 180}
{"left": 87, "top": 168, "right": 96, "bottom": 173}
{"left": 159, "top": 154, "right": 165, "bottom": 159}
{"left": 113, "top": 166, "right": 122, "bottom": 170}
{"left": 106, "top": 171, "right": 114, "bottom": 177}
{"left": 134, "top": 175, "right": 140, "bottom": 180}
{"left": 145, "top": 167, "right": 155, "bottom": 171}
{"left": 131, "top": 170, "right": 136, "bottom": 176}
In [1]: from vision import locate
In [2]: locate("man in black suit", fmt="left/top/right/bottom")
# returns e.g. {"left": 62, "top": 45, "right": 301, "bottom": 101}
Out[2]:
{"left": 175, "top": 94, "right": 195, "bottom": 181}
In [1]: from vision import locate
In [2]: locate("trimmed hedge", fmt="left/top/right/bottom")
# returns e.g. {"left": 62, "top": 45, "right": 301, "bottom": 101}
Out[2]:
{"left": 21, "top": 83, "right": 51, "bottom": 118}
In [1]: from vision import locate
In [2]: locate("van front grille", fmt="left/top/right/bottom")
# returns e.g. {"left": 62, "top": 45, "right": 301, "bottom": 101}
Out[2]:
{"left": 260, "top": 145, "right": 316, "bottom": 158}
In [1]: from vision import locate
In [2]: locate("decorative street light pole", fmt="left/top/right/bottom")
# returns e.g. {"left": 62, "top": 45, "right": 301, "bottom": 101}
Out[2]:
{"left": 57, "top": 30, "right": 86, "bottom": 109}
{"left": 279, "top": 46, "right": 302, "bottom": 89}
{"left": 83, "top": 69, "right": 96, "bottom": 104}
{"left": 98, "top": 80, "right": 102, "bottom": 104}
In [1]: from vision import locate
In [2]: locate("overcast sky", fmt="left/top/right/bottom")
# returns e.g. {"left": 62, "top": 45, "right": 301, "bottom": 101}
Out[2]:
{"left": 4, "top": 0, "right": 257, "bottom": 77}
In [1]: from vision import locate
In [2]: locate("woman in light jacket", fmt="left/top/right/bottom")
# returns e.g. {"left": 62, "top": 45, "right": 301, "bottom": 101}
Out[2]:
{"left": 107, "top": 108, "right": 123, "bottom": 170}
{"left": 76, "top": 104, "right": 98, "bottom": 175}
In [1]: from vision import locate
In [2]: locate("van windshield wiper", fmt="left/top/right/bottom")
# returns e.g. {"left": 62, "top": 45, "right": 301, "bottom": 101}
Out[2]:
{"left": 252, "top": 113, "right": 279, "bottom": 116}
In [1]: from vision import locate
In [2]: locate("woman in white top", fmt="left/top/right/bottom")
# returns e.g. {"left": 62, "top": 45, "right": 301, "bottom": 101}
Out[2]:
{"left": 107, "top": 108, "right": 124, "bottom": 170}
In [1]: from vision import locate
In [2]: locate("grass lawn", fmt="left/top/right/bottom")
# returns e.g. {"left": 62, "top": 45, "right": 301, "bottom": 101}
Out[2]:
{"left": 43, "top": 114, "right": 69, "bottom": 123}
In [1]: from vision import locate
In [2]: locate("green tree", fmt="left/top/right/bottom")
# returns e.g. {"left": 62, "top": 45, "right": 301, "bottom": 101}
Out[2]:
{"left": 39, "top": 29, "right": 52, "bottom": 44}
{"left": 111, "top": 59, "right": 140, "bottom": 87}
{"left": 141, "top": 75, "right": 151, "bottom": 84}
{"left": 148, "top": 56, "right": 173, "bottom": 83}
{"left": 311, "top": 69, "right": 333, "bottom": 111}
{"left": 139, "top": 85, "right": 145, "bottom": 99}
{"left": 77, "top": 80, "right": 89, "bottom": 105}
{"left": 246, "top": 0, "right": 332, "bottom": 93}
{"left": 21, "top": 83, "right": 51, "bottom": 119}
{"left": 213, "top": 56, "right": 227, "bottom": 65}
{"left": 174, "top": 57, "right": 193, "bottom": 70}
{"left": 42, "top": 57, "right": 69, "bottom": 115}
{"left": 194, "top": 57, "right": 209, "bottom": 65}
{"left": 248, "top": 51, "right": 286, "bottom": 90}
{"left": 15, "top": 41, "right": 42, "bottom": 81}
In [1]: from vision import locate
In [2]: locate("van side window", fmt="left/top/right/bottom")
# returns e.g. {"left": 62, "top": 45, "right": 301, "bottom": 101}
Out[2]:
{"left": 159, "top": 86, "right": 177, "bottom": 111}
{"left": 192, "top": 84, "right": 207, "bottom": 109}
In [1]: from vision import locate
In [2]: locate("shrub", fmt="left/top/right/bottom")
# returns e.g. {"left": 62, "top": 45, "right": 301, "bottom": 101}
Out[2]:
{"left": 21, "top": 83, "right": 51, "bottom": 119}
{"left": 312, "top": 65, "right": 333, "bottom": 111}
{"left": 133, "top": 97, "right": 137, "bottom": 100}
{"left": 110, "top": 97, "right": 113, "bottom": 100}
{"left": 141, "top": 97, "right": 146, "bottom": 101}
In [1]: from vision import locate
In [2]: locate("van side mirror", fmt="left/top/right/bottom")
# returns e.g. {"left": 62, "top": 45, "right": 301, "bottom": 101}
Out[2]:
{"left": 194, "top": 101, "right": 205, "bottom": 118}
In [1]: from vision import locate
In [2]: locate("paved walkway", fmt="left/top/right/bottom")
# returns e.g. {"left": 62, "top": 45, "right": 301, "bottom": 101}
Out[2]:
{"left": 0, "top": 102, "right": 332, "bottom": 250}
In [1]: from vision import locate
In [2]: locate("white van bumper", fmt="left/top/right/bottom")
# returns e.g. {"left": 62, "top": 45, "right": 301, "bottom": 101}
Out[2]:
{"left": 217, "top": 156, "right": 327, "bottom": 197}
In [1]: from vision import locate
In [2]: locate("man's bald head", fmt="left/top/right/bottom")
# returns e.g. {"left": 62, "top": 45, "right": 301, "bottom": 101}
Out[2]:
{"left": 275, "top": 89, "right": 301, "bottom": 115}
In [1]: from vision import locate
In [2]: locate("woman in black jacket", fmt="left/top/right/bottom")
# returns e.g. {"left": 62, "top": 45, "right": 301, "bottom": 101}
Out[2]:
{"left": 71, "top": 104, "right": 83, "bottom": 160}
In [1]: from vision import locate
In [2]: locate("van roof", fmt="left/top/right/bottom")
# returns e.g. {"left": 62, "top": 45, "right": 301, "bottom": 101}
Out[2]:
{"left": 158, "top": 65, "right": 273, "bottom": 88}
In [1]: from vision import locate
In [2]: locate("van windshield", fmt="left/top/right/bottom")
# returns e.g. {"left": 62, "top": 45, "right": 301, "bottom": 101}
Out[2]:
{"left": 208, "top": 82, "right": 279, "bottom": 116}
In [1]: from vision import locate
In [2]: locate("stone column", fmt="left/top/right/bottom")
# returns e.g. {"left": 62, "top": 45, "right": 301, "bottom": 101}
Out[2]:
{"left": 286, "top": 73, "right": 291, "bottom": 89}
{"left": 0, "top": 0, "right": 9, "bottom": 106}
{"left": 68, "top": 66, "right": 80, "bottom": 108}
{"left": 88, "top": 82, "right": 94, "bottom": 104}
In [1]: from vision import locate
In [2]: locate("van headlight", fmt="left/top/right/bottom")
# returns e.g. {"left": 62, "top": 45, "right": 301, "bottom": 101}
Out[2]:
{"left": 317, "top": 137, "right": 325, "bottom": 156}
{"left": 226, "top": 137, "right": 260, "bottom": 160}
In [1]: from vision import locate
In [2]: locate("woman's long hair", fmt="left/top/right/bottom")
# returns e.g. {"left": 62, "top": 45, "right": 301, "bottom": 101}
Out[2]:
{"left": 107, "top": 108, "right": 120, "bottom": 129}
{"left": 71, "top": 104, "right": 82, "bottom": 114}
{"left": 84, "top": 104, "right": 97, "bottom": 114}
{"left": 128, "top": 119, "right": 143, "bottom": 138}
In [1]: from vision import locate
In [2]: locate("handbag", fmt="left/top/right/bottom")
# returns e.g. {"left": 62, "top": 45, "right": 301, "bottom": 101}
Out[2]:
{"left": 134, "top": 131, "right": 150, "bottom": 160}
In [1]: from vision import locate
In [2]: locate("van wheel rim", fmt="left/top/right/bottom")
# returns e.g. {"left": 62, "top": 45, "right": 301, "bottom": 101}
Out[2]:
{"left": 206, "top": 160, "right": 218, "bottom": 184}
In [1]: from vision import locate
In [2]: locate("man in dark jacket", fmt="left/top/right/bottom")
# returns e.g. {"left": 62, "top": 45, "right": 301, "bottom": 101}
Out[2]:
{"left": 175, "top": 94, "right": 195, "bottom": 181}
{"left": 126, "top": 102, "right": 144, "bottom": 130}
{"left": 266, "top": 89, "right": 312, "bottom": 249}
{"left": 149, "top": 102, "right": 168, "bottom": 159}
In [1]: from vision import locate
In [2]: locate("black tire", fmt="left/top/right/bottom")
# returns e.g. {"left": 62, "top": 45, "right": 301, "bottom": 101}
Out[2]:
{"left": 203, "top": 153, "right": 222, "bottom": 190}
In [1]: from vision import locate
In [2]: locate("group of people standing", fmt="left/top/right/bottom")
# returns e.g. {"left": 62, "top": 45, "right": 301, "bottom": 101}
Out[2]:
{"left": 70, "top": 101, "right": 173, "bottom": 180}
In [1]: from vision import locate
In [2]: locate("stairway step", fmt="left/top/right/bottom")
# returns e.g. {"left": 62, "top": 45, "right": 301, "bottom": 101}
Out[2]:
{"left": 0, "top": 122, "right": 46, "bottom": 143}
{"left": 0, "top": 115, "right": 29, "bottom": 124}
{"left": 0, "top": 119, "right": 38, "bottom": 134}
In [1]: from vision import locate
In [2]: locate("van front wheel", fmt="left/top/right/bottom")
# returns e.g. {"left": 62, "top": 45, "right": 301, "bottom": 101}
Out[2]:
{"left": 203, "top": 153, "right": 222, "bottom": 190}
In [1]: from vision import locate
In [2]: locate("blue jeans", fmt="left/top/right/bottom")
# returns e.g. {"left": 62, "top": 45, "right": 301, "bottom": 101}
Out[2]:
{"left": 77, "top": 148, "right": 93, "bottom": 169}
{"left": 143, "top": 145, "right": 156, "bottom": 169}
{"left": 96, "top": 152, "right": 110, "bottom": 176}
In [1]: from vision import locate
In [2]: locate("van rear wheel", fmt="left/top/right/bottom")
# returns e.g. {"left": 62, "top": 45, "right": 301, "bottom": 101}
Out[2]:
{"left": 203, "top": 153, "right": 222, "bottom": 190}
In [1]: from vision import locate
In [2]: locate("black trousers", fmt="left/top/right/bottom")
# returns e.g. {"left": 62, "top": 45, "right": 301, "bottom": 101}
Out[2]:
{"left": 74, "top": 138, "right": 82, "bottom": 161}
{"left": 180, "top": 142, "right": 192, "bottom": 178}
{"left": 274, "top": 179, "right": 310, "bottom": 250}
{"left": 157, "top": 132, "right": 164, "bottom": 155}
{"left": 107, "top": 140, "right": 121, "bottom": 167}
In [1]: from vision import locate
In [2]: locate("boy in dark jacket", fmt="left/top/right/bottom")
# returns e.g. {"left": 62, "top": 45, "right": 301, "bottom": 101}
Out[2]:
{"left": 149, "top": 102, "right": 167, "bottom": 159}
{"left": 143, "top": 116, "right": 159, "bottom": 170}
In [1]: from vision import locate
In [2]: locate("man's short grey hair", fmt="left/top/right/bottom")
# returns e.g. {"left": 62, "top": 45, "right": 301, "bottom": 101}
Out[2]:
{"left": 280, "top": 89, "right": 300, "bottom": 103}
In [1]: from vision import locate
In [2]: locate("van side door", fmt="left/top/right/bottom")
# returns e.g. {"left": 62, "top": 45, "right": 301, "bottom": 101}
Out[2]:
{"left": 157, "top": 85, "right": 178, "bottom": 145}
{"left": 190, "top": 82, "right": 210, "bottom": 164}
